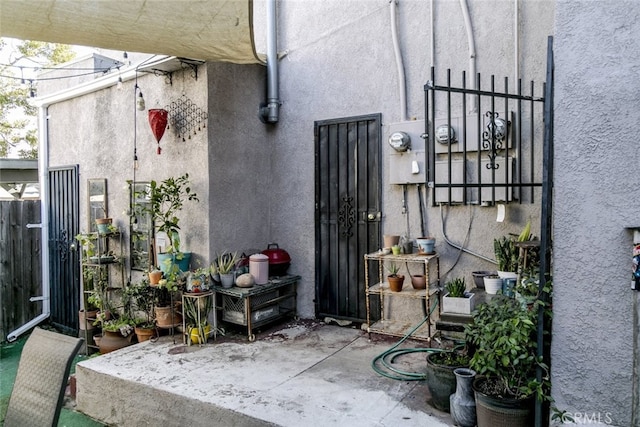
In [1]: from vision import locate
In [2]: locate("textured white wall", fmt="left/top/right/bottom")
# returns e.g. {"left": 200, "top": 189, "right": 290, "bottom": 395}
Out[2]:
{"left": 271, "top": 0, "right": 553, "bottom": 318}
{"left": 552, "top": 1, "right": 640, "bottom": 425}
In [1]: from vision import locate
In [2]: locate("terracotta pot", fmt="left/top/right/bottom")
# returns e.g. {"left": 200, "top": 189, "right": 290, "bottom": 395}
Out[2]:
{"left": 99, "top": 330, "right": 134, "bottom": 354}
{"left": 388, "top": 275, "right": 405, "bottom": 292}
{"left": 411, "top": 275, "right": 426, "bottom": 290}
{"left": 155, "top": 306, "right": 182, "bottom": 328}
{"left": 149, "top": 270, "right": 162, "bottom": 285}
{"left": 383, "top": 234, "right": 400, "bottom": 248}
{"left": 135, "top": 326, "right": 156, "bottom": 342}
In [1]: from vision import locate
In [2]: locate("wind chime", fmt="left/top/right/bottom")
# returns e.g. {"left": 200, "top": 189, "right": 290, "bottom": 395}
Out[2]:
{"left": 148, "top": 109, "right": 168, "bottom": 155}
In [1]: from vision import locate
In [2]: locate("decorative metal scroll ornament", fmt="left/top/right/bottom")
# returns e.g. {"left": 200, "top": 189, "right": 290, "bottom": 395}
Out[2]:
{"left": 481, "top": 112, "right": 508, "bottom": 170}
{"left": 338, "top": 196, "right": 356, "bottom": 237}
{"left": 165, "top": 94, "right": 207, "bottom": 142}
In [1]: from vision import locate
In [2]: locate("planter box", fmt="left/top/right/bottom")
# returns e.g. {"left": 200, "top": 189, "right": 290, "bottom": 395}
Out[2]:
{"left": 442, "top": 292, "right": 476, "bottom": 315}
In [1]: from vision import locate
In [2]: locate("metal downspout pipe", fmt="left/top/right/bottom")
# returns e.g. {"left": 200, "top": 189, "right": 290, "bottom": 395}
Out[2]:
{"left": 259, "top": 0, "right": 280, "bottom": 124}
{"left": 6, "top": 106, "right": 51, "bottom": 342}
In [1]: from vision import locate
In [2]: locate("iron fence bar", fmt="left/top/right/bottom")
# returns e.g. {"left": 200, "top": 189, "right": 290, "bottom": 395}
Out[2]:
{"left": 427, "top": 67, "right": 436, "bottom": 206}
{"left": 476, "top": 72, "right": 483, "bottom": 205}
{"left": 461, "top": 70, "right": 468, "bottom": 205}
{"left": 425, "top": 82, "right": 544, "bottom": 102}
{"left": 536, "top": 35, "right": 554, "bottom": 427}
{"left": 503, "top": 76, "right": 510, "bottom": 203}
{"left": 446, "top": 69, "right": 453, "bottom": 205}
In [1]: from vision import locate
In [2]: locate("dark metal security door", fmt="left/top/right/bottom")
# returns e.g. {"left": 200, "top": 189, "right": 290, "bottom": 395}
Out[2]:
{"left": 315, "top": 114, "right": 381, "bottom": 322}
{"left": 48, "top": 165, "right": 80, "bottom": 333}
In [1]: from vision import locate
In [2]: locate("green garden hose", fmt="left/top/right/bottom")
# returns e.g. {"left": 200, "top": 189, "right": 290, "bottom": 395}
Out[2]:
{"left": 370, "top": 298, "right": 463, "bottom": 381}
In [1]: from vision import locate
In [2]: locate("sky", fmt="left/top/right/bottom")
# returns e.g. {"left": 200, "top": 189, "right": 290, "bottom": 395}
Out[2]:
{"left": 2, "top": 38, "right": 97, "bottom": 158}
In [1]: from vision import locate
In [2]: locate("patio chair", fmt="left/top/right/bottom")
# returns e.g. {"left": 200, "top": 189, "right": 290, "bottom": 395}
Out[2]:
{"left": 4, "top": 327, "right": 84, "bottom": 427}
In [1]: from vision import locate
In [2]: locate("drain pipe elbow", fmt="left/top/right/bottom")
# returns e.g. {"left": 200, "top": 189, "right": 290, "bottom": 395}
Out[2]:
{"left": 260, "top": 0, "right": 280, "bottom": 124}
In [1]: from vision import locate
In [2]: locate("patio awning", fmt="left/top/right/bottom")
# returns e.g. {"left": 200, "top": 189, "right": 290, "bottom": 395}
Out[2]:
{"left": 0, "top": 0, "right": 263, "bottom": 64}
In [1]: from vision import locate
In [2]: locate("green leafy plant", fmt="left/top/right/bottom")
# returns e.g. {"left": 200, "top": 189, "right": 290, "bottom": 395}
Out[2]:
{"left": 465, "top": 296, "right": 549, "bottom": 401}
{"left": 385, "top": 262, "right": 401, "bottom": 277}
{"left": 493, "top": 236, "right": 519, "bottom": 272}
{"left": 123, "top": 280, "right": 157, "bottom": 328}
{"left": 75, "top": 233, "right": 97, "bottom": 259}
{"left": 102, "top": 317, "right": 135, "bottom": 337}
{"left": 183, "top": 295, "right": 213, "bottom": 344}
{"left": 217, "top": 251, "right": 238, "bottom": 275}
{"left": 428, "top": 350, "right": 470, "bottom": 367}
{"left": 445, "top": 277, "right": 467, "bottom": 298}
{"left": 145, "top": 174, "right": 199, "bottom": 254}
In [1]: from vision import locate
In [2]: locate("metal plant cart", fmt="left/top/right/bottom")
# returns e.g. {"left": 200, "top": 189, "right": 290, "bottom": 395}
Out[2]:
{"left": 364, "top": 252, "right": 439, "bottom": 342}
{"left": 214, "top": 275, "right": 300, "bottom": 341}
{"left": 79, "top": 228, "right": 125, "bottom": 355}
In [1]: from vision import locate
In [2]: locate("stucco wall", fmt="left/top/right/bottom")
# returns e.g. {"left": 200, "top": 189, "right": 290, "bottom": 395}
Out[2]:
{"left": 551, "top": 1, "right": 640, "bottom": 425}
{"left": 47, "top": 64, "right": 212, "bottom": 273}
{"left": 271, "top": 0, "right": 553, "bottom": 318}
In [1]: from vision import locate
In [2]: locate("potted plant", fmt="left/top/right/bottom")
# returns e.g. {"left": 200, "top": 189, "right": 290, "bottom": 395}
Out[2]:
{"left": 148, "top": 267, "right": 162, "bottom": 286}
{"left": 493, "top": 235, "right": 519, "bottom": 278}
{"left": 145, "top": 174, "right": 199, "bottom": 274}
{"left": 425, "top": 350, "right": 470, "bottom": 412}
{"left": 464, "top": 296, "right": 550, "bottom": 426}
{"left": 153, "top": 272, "right": 184, "bottom": 328}
{"left": 187, "top": 267, "right": 210, "bottom": 293}
{"left": 183, "top": 294, "right": 213, "bottom": 344}
{"left": 442, "top": 277, "right": 476, "bottom": 315}
{"left": 123, "top": 280, "right": 157, "bottom": 342}
{"left": 386, "top": 263, "right": 404, "bottom": 292}
{"left": 217, "top": 251, "right": 238, "bottom": 288}
{"left": 98, "top": 317, "right": 136, "bottom": 354}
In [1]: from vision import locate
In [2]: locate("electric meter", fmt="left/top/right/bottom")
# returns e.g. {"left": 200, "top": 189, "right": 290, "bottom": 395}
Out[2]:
{"left": 487, "top": 117, "right": 508, "bottom": 142}
{"left": 435, "top": 124, "right": 456, "bottom": 144}
{"left": 388, "top": 131, "right": 411, "bottom": 152}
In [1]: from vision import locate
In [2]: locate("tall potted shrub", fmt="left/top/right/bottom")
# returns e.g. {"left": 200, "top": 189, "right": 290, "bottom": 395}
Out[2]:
{"left": 464, "top": 296, "right": 549, "bottom": 426}
{"left": 146, "top": 174, "right": 199, "bottom": 274}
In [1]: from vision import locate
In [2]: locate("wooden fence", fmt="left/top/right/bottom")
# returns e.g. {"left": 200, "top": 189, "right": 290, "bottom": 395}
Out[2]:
{"left": 0, "top": 200, "right": 42, "bottom": 342}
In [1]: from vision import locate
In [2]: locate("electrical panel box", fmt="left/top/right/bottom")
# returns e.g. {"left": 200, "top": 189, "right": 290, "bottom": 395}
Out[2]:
{"left": 434, "top": 159, "right": 465, "bottom": 203}
{"left": 387, "top": 120, "right": 427, "bottom": 185}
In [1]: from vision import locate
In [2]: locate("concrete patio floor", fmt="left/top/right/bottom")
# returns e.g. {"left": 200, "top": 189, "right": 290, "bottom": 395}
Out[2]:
{"left": 75, "top": 319, "right": 455, "bottom": 426}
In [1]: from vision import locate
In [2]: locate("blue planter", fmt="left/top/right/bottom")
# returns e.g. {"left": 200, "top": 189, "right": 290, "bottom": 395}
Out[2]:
{"left": 158, "top": 252, "right": 192, "bottom": 275}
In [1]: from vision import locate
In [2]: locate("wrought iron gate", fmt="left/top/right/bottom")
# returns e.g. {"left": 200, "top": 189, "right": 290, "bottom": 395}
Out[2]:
{"left": 48, "top": 165, "right": 80, "bottom": 333}
{"left": 315, "top": 114, "right": 382, "bottom": 322}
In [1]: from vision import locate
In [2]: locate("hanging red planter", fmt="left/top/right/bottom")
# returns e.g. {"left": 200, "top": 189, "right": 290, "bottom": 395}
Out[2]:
{"left": 148, "top": 109, "right": 168, "bottom": 155}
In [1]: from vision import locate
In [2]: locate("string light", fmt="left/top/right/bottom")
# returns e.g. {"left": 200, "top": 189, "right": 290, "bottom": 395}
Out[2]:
{"left": 136, "top": 91, "right": 146, "bottom": 111}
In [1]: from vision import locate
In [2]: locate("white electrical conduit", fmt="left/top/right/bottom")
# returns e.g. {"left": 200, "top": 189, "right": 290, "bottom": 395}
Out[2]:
{"left": 460, "top": 0, "right": 477, "bottom": 112}
{"left": 390, "top": 0, "right": 408, "bottom": 122}
{"left": 439, "top": 203, "right": 497, "bottom": 265}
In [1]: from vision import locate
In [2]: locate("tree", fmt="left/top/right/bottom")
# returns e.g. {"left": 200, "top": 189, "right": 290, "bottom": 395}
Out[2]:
{"left": 0, "top": 39, "right": 76, "bottom": 159}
